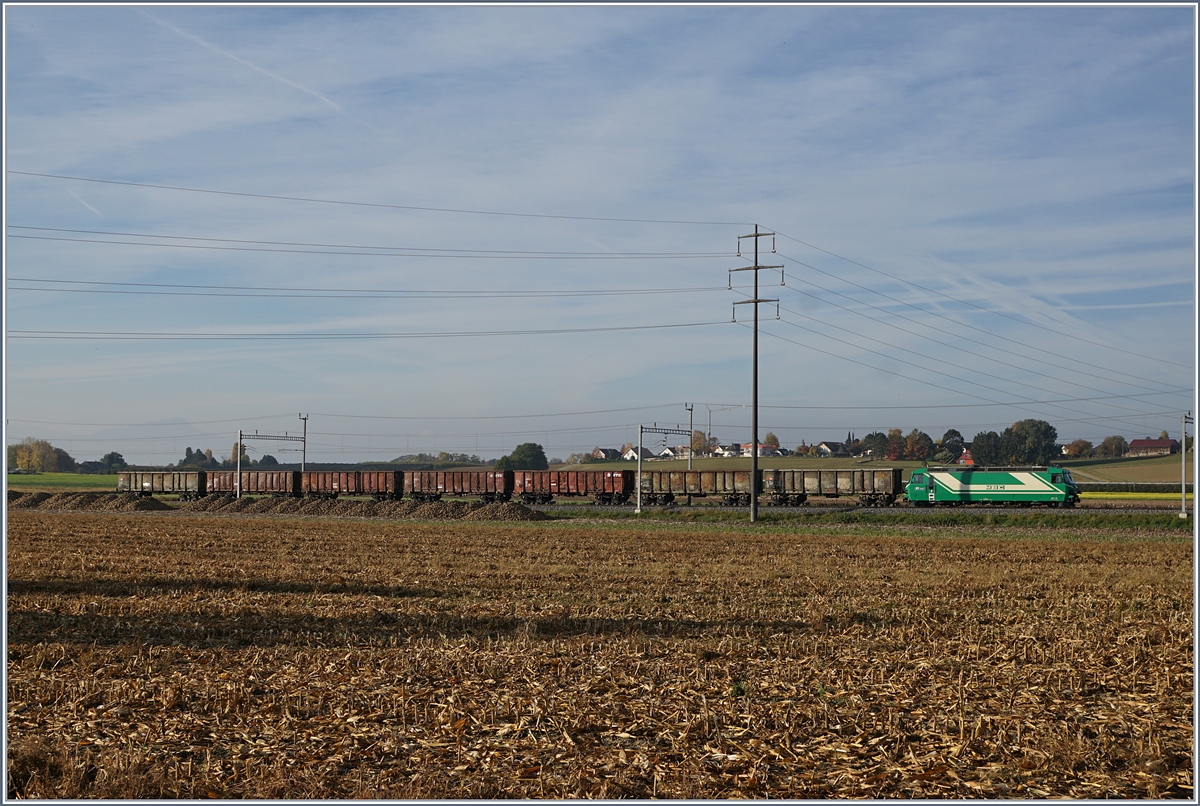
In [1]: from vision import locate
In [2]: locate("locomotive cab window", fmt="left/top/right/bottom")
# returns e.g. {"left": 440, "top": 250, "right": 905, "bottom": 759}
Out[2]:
{"left": 1051, "top": 473, "right": 1062, "bottom": 483}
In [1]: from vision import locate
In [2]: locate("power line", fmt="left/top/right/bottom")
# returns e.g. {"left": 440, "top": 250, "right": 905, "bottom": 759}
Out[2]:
{"left": 8, "top": 321, "right": 729, "bottom": 341}
{"left": 773, "top": 299, "right": 1174, "bottom": 421}
{"left": 7, "top": 225, "right": 732, "bottom": 258}
{"left": 8, "top": 170, "right": 752, "bottom": 226}
{"left": 770, "top": 231, "right": 1191, "bottom": 370}
{"left": 8, "top": 277, "right": 729, "bottom": 300}
{"left": 311, "top": 404, "right": 690, "bottom": 421}
{"left": 9, "top": 233, "right": 732, "bottom": 260}
{"left": 780, "top": 269, "right": 1183, "bottom": 394}
{"left": 748, "top": 322, "right": 1170, "bottom": 434}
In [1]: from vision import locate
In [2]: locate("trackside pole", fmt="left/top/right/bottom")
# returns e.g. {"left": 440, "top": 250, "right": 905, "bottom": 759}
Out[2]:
{"left": 1182, "top": 412, "right": 1192, "bottom": 519}
{"left": 636, "top": 425, "right": 643, "bottom": 514}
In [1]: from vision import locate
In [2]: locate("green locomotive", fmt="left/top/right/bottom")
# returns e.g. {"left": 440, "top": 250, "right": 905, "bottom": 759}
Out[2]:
{"left": 905, "top": 465, "right": 1080, "bottom": 507}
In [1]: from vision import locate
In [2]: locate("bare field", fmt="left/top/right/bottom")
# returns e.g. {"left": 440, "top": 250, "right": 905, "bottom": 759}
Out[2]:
{"left": 6, "top": 511, "right": 1193, "bottom": 798}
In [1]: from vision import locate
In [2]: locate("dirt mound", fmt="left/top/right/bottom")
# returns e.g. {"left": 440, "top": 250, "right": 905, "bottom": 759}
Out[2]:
{"left": 6, "top": 492, "right": 172, "bottom": 512}
{"left": 374, "top": 499, "right": 420, "bottom": 518}
{"left": 180, "top": 494, "right": 233, "bottom": 512}
{"left": 461, "top": 502, "right": 550, "bottom": 522}
{"left": 410, "top": 500, "right": 480, "bottom": 520}
{"left": 8, "top": 492, "right": 52, "bottom": 509}
{"left": 9, "top": 491, "right": 545, "bottom": 522}
{"left": 8, "top": 489, "right": 26, "bottom": 503}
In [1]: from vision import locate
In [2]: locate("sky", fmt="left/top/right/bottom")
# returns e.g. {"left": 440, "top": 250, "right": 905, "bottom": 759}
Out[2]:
{"left": 3, "top": 3, "right": 1196, "bottom": 466}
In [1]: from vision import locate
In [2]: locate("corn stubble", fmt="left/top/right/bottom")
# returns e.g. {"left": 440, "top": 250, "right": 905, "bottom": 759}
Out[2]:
{"left": 6, "top": 511, "right": 1193, "bottom": 798}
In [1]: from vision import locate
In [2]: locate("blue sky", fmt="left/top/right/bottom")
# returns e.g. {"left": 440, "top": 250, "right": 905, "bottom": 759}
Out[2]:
{"left": 4, "top": 4, "right": 1195, "bottom": 465}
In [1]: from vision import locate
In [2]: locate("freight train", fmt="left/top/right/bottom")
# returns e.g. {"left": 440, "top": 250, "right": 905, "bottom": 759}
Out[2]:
{"left": 117, "top": 466, "right": 908, "bottom": 506}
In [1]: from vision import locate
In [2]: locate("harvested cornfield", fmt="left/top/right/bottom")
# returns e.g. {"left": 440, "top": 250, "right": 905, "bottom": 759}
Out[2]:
{"left": 6, "top": 511, "right": 1192, "bottom": 798}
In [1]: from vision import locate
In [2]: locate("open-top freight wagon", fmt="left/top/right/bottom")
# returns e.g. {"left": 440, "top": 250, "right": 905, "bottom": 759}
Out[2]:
{"left": 905, "top": 465, "right": 1079, "bottom": 507}
{"left": 206, "top": 470, "right": 302, "bottom": 497}
{"left": 359, "top": 471, "right": 404, "bottom": 500}
{"left": 117, "top": 471, "right": 207, "bottom": 501}
{"left": 637, "top": 470, "right": 758, "bottom": 506}
{"left": 406, "top": 471, "right": 513, "bottom": 503}
{"left": 514, "top": 470, "right": 633, "bottom": 505}
{"left": 634, "top": 468, "right": 905, "bottom": 506}
{"left": 762, "top": 468, "right": 905, "bottom": 506}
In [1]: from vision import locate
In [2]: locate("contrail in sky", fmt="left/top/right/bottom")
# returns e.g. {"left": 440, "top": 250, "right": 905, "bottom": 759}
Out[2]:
{"left": 67, "top": 189, "right": 102, "bottom": 217}
{"left": 139, "top": 10, "right": 373, "bottom": 127}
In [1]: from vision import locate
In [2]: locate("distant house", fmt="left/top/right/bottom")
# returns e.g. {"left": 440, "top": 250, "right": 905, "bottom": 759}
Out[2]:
{"left": 591, "top": 447, "right": 621, "bottom": 461}
{"left": 958, "top": 448, "right": 974, "bottom": 466}
{"left": 817, "top": 441, "right": 848, "bottom": 458}
{"left": 622, "top": 447, "right": 656, "bottom": 461}
{"left": 714, "top": 444, "right": 739, "bottom": 458}
{"left": 1128, "top": 438, "right": 1178, "bottom": 457}
{"left": 657, "top": 446, "right": 677, "bottom": 459}
{"left": 77, "top": 461, "right": 107, "bottom": 474}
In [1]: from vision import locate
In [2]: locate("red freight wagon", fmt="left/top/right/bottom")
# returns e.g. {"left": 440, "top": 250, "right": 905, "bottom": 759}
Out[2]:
{"left": 405, "top": 471, "right": 512, "bottom": 502}
{"left": 206, "top": 471, "right": 234, "bottom": 494}
{"left": 513, "top": 470, "right": 553, "bottom": 505}
{"left": 405, "top": 471, "right": 440, "bottom": 502}
{"left": 359, "top": 470, "right": 403, "bottom": 500}
{"left": 302, "top": 471, "right": 359, "bottom": 498}
{"left": 548, "top": 470, "right": 633, "bottom": 505}
{"left": 444, "top": 471, "right": 513, "bottom": 502}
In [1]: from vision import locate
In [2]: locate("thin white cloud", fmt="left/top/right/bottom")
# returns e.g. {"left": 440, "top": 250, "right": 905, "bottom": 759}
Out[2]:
{"left": 138, "top": 9, "right": 374, "bottom": 128}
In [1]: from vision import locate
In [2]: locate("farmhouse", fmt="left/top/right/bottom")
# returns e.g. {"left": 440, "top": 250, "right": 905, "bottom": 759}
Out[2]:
{"left": 1128, "top": 438, "right": 1179, "bottom": 457}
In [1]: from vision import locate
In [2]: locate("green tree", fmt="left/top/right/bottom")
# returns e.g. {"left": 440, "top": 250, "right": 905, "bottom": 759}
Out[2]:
{"left": 1097, "top": 435, "right": 1128, "bottom": 458}
{"left": 970, "top": 431, "right": 1003, "bottom": 466}
{"left": 1002, "top": 419, "right": 1059, "bottom": 465}
{"left": 100, "top": 451, "right": 126, "bottom": 471}
{"left": 258, "top": 454, "right": 279, "bottom": 466}
{"left": 496, "top": 442, "right": 548, "bottom": 471}
{"left": 940, "top": 429, "right": 965, "bottom": 461}
{"left": 859, "top": 432, "right": 887, "bottom": 458}
{"left": 763, "top": 432, "right": 780, "bottom": 450}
